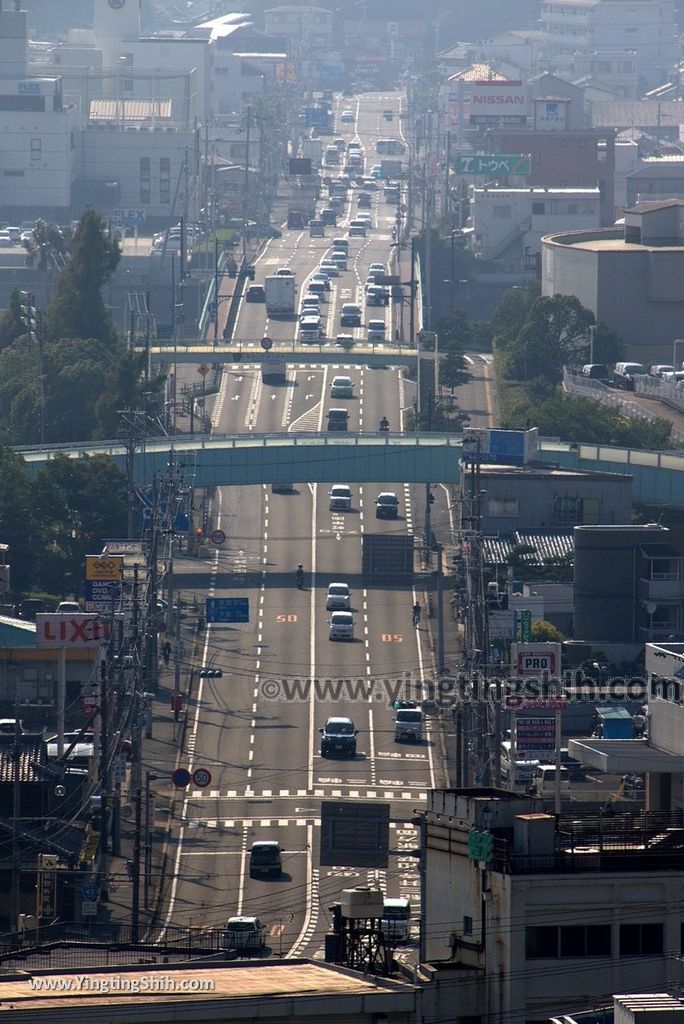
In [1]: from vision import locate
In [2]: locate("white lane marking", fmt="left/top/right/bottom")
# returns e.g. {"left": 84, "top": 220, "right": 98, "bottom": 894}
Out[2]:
{"left": 243, "top": 371, "right": 260, "bottom": 430}
{"left": 236, "top": 824, "right": 249, "bottom": 916}
{"left": 287, "top": 823, "right": 317, "bottom": 957}
{"left": 308, "top": 365, "right": 328, "bottom": 791}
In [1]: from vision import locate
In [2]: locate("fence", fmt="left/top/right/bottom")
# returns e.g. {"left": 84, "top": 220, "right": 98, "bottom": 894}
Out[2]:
{"left": 562, "top": 369, "right": 684, "bottom": 444}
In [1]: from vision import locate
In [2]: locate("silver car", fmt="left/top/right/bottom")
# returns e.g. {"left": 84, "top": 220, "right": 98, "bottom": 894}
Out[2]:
{"left": 326, "top": 582, "right": 351, "bottom": 610}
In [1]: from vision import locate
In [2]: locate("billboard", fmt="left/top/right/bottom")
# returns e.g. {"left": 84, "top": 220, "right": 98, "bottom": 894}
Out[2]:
{"left": 85, "top": 554, "right": 123, "bottom": 614}
{"left": 320, "top": 800, "right": 390, "bottom": 868}
{"left": 35, "top": 614, "right": 112, "bottom": 649}
{"left": 462, "top": 427, "right": 539, "bottom": 465}
{"left": 455, "top": 154, "right": 531, "bottom": 176}
{"left": 516, "top": 715, "right": 556, "bottom": 754}
{"left": 534, "top": 98, "right": 570, "bottom": 132}
{"left": 469, "top": 80, "right": 528, "bottom": 124}
{"left": 512, "top": 642, "right": 561, "bottom": 677}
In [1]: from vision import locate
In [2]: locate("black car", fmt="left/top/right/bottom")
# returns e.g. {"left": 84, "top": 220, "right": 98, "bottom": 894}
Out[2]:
{"left": 320, "top": 717, "right": 358, "bottom": 758}
{"left": 245, "top": 285, "right": 265, "bottom": 302}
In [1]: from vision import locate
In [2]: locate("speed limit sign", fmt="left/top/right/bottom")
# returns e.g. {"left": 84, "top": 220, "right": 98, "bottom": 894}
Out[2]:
{"left": 210, "top": 529, "right": 226, "bottom": 546}
{"left": 193, "top": 768, "right": 212, "bottom": 788}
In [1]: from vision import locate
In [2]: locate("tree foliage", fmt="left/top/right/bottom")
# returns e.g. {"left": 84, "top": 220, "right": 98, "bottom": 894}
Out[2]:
{"left": 43, "top": 209, "right": 120, "bottom": 347}
{"left": 531, "top": 620, "right": 565, "bottom": 642}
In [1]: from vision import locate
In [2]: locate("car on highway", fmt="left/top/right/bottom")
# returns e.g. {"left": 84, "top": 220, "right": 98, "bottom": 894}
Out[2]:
{"left": 326, "top": 407, "right": 349, "bottom": 431}
{"left": 349, "top": 223, "right": 366, "bottom": 237}
{"left": 332, "top": 237, "right": 349, "bottom": 254}
{"left": 333, "top": 138, "right": 346, "bottom": 152}
{"left": 366, "top": 285, "right": 389, "bottom": 307}
{"left": 223, "top": 916, "right": 266, "bottom": 952}
{"left": 328, "top": 610, "right": 355, "bottom": 641}
{"left": 376, "top": 491, "right": 399, "bottom": 518}
{"left": 276, "top": 267, "right": 294, "bottom": 277}
{"left": 340, "top": 302, "right": 361, "bottom": 327}
{"left": 311, "top": 273, "right": 331, "bottom": 291}
{"left": 319, "top": 261, "right": 338, "bottom": 277}
{"left": 369, "top": 262, "right": 385, "bottom": 274}
{"left": 57, "top": 600, "right": 82, "bottom": 613}
{"left": 249, "top": 841, "right": 282, "bottom": 878}
{"left": 330, "top": 375, "right": 354, "bottom": 397}
{"left": 307, "top": 278, "right": 328, "bottom": 298}
{"left": 328, "top": 196, "right": 344, "bottom": 213}
{"left": 300, "top": 293, "right": 321, "bottom": 311}
{"left": 365, "top": 273, "right": 381, "bottom": 291}
{"left": 46, "top": 731, "right": 95, "bottom": 762}
{"left": 367, "top": 319, "right": 386, "bottom": 342}
{"left": 329, "top": 484, "right": 353, "bottom": 510}
{"left": 326, "top": 582, "right": 351, "bottom": 610}
{"left": 336, "top": 333, "right": 354, "bottom": 346}
{"left": 330, "top": 252, "right": 347, "bottom": 270}
{"left": 321, "top": 208, "right": 338, "bottom": 226}
{"left": 245, "top": 284, "right": 265, "bottom": 302}
{"left": 357, "top": 192, "right": 372, "bottom": 208}
{"left": 355, "top": 213, "right": 372, "bottom": 228}
{"left": 299, "top": 315, "right": 321, "bottom": 341}
{"left": 320, "top": 716, "right": 358, "bottom": 756}
{"left": 340, "top": 109, "right": 355, "bottom": 123}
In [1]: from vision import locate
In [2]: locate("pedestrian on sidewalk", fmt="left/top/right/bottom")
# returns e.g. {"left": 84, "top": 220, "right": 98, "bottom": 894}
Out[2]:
{"left": 162, "top": 641, "right": 171, "bottom": 667}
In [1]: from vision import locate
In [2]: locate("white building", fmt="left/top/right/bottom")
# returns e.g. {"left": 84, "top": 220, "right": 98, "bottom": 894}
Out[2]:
{"left": 469, "top": 186, "right": 601, "bottom": 261}
{"left": 541, "top": 0, "right": 678, "bottom": 94}
{"left": 423, "top": 788, "right": 684, "bottom": 1022}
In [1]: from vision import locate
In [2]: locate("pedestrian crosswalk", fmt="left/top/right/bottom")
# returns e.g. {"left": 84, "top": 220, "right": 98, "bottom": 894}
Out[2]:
{"left": 183, "top": 817, "right": 416, "bottom": 831}
{"left": 186, "top": 786, "right": 428, "bottom": 801}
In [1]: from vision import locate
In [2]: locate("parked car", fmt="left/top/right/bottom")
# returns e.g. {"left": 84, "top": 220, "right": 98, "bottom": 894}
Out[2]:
{"left": 613, "top": 361, "right": 646, "bottom": 390}
{"left": 581, "top": 363, "right": 611, "bottom": 382}
{"left": 650, "top": 364, "right": 675, "bottom": 377}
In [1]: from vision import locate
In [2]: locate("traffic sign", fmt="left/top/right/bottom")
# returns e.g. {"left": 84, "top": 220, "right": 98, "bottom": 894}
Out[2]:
{"left": 210, "top": 529, "right": 226, "bottom": 546}
{"left": 193, "top": 768, "right": 212, "bottom": 788}
{"left": 261, "top": 336, "right": 273, "bottom": 350}
{"left": 82, "top": 901, "right": 98, "bottom": 916}
{"left": 206, "top": 597, "right": 249, "bottom": 624}
{"left": 198, "top": 364, "right": 210, "bottom": 377}
{"left": 81, "top": 883, "right": 98, "bottom": 902}
{"left": 172, "top": 767, "right": 191, "bottom": 788}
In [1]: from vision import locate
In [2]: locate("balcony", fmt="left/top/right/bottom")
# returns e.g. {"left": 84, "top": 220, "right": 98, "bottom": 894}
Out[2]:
{"left": 639, "top": 575, "right": 684, "bottom": 601}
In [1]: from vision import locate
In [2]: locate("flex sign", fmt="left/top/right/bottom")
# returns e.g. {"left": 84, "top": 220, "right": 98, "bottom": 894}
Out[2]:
{"left": 35, "top": 614, "right": 112, "bottom": 649}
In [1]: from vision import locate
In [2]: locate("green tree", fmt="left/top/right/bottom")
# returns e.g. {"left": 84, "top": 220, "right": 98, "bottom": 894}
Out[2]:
{"left": 0, "top": 290, "right": 27, "bottom": 350}
{"left": 29, "top": 219, "right": 69, "bottom": 272}
{"left": 440, "top": 348, "right": 471, "bottom": 392}
{"left": 94, "top": 351, "right": 160, "bottom": 439}
{"left": 434, "top": 312, "right": 472, "bottom": 352}
{"left": 0, "top": 446, "right": 39, "bottom": 591}
{"left": 489, "top": 282, "right": 539, "bottom": 351}
{"left": 43, "top": 209, "right": 120, "bottom": 347}
{"left": 531, "top": 620, "right": 565, "bottom": 642}
{"left": 502, "top": 295, "right": 594, "bottom": 382}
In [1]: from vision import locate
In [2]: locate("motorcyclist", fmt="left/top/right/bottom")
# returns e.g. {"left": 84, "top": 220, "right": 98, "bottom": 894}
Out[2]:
{"left": 296, "top": 563, "right": 305, "bottom": 589}
{"left": 412, "top": 602, "right": 421, "bottom": 627}
{"left": 379, "top": 416, "right": 390, "bottom": 431}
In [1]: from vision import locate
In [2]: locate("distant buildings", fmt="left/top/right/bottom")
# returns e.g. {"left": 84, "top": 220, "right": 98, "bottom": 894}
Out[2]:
{"left": 542, "top": 200, "right": 684, "bottom": 359}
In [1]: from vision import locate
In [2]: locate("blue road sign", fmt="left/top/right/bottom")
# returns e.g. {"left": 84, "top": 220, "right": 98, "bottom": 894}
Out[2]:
{"left": 206, "top": 597, "right": 249, "bottom": 624}
{"left": 81, "top": 883, "right": 99, "bottom": 901}
{"left": 172, "top": 768, "right": 191, "bottom": 787}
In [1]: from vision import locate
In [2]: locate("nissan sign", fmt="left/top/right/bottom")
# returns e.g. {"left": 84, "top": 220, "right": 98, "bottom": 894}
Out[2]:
{"left": 35, "top": 614, "right": 113, "bottom": 648}
{"left": 469, "top": 80, "right": 528, "bottom": 123}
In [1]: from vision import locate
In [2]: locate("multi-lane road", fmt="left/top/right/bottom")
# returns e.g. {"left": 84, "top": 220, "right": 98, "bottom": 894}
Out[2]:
{"left": 160, "top": 92, "right": 469, "bottom": 959}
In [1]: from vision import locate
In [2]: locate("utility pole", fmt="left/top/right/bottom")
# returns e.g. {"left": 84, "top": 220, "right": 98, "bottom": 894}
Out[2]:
{"left": 10, "top": 705, "right": 21, "bottom": 932}
{"left": 435, "top": 542, "right": 445, "bottom": 675}
{"left": 131, "top": 565, "right": 142, "bottom": 941}
{"left": 213, "top": 236, "right": 219, "bottom": 345}
{"left": 99, "top": 655, "right": 110, "bottom": 901}
{"left": 20, "top": 292, "right": 46, "bottom": 445}
{"left": 242, "top": 105, "right": 252, "bottom": 266}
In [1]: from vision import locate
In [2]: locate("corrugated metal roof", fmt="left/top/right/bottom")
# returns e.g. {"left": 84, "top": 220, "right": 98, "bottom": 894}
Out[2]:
{"left": 482, "top": 530, "right": 574, "bottom": 566}
{"left": 448, "top": 64, "right": 508, "bottom": 83}
{"left": 0, "top": 738, "right": 46, "bottom": 783}
{"left": 0, "top": 615, "right": 36, "bottom": 649}
{"left": 89, "top": 99, "right": 172, "bottom": 122}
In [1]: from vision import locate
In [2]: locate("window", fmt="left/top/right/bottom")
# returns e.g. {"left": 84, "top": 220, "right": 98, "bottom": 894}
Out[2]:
{"left": 159, "top": 157, "right": 170, "bottom": 205}
{"left": 488, "top": 498, "right": 519, "bottom": 517}
{"left": 620, "top": 923, "right": 663, "bottom": 956}
{"left": 463, "top": 915, "right": 473, "bottom": 935}
{"left": 526, "top": 925, "right": 611, "bottom": 958}
{"left": 3, "top": 169, "right": 24, "bottom": 177}
{"left": 30, "top": 137, "right": 41, "bottom": 161}
{"left": 123, "top": 79, "right": 133, "bottom": 92}
{"left": 532, "top": 202, "right": 545, "bottom": 215}
{"left": 139, "top": 157, "right": 151, "bottom": 204}
{"left": 553, "top": 496, "right": 580, "bottom": 523}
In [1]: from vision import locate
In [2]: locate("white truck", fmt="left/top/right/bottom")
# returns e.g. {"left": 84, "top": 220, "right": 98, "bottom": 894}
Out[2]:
{"left": 301, "top": 137, "right": 323, "bottom": 167}
{"left": 264, "top": 275, "right": 295, "bottom": 317}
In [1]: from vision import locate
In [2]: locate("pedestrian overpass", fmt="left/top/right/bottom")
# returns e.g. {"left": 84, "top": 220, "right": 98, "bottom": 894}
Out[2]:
{"left": 15, "top": 433, "right": 684, "bottom": 508}
{"left": 139, "top": 341, "right": 420, "bottom": 369}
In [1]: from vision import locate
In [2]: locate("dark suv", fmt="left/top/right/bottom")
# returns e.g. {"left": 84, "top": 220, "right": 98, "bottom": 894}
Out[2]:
{"left": 320, "top": 717, "right": 358, "bottom": 758}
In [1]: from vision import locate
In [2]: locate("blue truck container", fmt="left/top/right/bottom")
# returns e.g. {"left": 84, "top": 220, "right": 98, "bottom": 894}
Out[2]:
{"left": 593, "top": 706, "right": 634, "bottom": 739}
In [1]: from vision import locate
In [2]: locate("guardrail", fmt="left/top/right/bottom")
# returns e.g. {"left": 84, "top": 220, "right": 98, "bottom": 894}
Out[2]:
{"left": 562, "top": 368, "right": 684, "bottom": 444}
{"left": 196, "top": 249, "right": 226, "bottom": 338}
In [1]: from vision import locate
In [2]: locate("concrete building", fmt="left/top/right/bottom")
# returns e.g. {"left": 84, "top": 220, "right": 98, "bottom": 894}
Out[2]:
{"left": 487, "top": 125, "right": 616, "bottom": 226}
{"left": 614, "top": 137, "right": 641, "bottom": 216}
{"left": 0, "top": 960, "right": 420, "bottom": 1023}
{"left": 481, "top": 29, "right": 544, "bottom": 75}
{"left": 625, "top": 155, "right": 684, "bottom": 207}
{"left": 264, "top": 5, "right": 334, "bottom": 49}
{"left": 469, "top": 186, "right": 601, "bottom": 261}
{"left": 542, "top": 200, "right": 684, "bottom": 359}
{"left": 468, "top": 465, "right": 632, "bottom": 535}
{"left": 573, "top": 523, "right": 684, "bottom": 643}
{"left": 423, "top": 788, "right": 684, "bottom": 1022}
{"left": 528, "top": 71, "right": 590, "bottom": 129}
{"left": 572, "top": 49, "right": 639, "bottom": 100}
{"left": 540, "top": 0, "right": 678, "bottom": 94}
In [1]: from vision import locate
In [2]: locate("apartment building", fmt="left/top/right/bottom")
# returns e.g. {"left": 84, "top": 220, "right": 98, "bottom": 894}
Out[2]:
{"left": 470, "top": 186, "right": 600, "bottom": 260}
{"left": 540, "top": 0, "right": 678, "bottom": 94}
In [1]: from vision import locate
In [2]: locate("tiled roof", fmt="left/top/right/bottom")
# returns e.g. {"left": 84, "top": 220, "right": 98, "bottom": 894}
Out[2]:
{"left": 591, "top": 101, "right": 684, "bottom": 129}
{"left": 482, "top": 530, "right": 574, "bottom": 566}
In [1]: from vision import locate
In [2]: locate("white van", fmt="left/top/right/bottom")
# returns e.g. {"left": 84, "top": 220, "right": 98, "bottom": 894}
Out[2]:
{"left": 394, "top": 707, "right": 422, "bottom": 742}
{"left": 381, "top": 898, "right": 412, "bottom": 943}
{"left": 531, "top": 764, "right": 571, "bottom": 797}
{"left": 500, "top": 740, "right": 539, "bottom": 789}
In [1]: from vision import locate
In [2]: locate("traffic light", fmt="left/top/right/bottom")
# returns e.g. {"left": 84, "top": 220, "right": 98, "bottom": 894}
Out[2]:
{"left": 195, "top": 526, "right": 204, "bottom": 539}
{"left": 199, "top": 668, "right": 223, "bottom": 678}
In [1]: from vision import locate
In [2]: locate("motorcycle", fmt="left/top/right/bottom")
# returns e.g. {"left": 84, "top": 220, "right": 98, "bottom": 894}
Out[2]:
{"left": 379, "top": 419, "right": 390, "bottom": 432}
